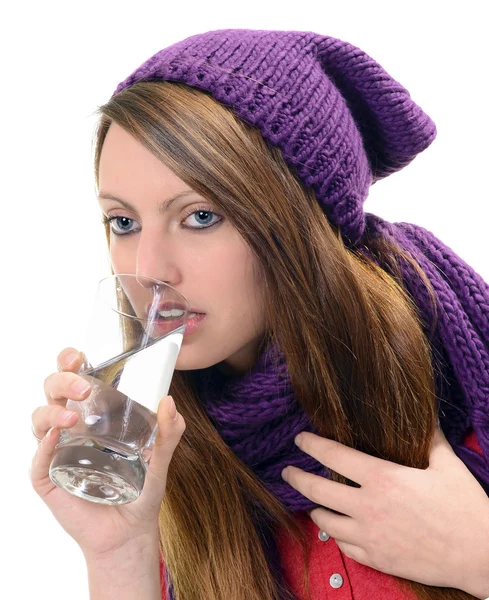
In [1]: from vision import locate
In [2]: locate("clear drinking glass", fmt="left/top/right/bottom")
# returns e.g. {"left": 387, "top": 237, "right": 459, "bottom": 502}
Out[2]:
{"left": 49, "top": 274, "right": 190, "bottom": 505}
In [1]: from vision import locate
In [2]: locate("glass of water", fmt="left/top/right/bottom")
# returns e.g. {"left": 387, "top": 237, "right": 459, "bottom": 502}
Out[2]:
{"left": 49, "top": 273, "right": 190, "bottom": 505}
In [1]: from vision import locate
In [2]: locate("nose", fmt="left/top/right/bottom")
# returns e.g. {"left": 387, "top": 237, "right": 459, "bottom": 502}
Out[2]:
{"left": 135, "top": 231, "right": 181, "bottom": 288}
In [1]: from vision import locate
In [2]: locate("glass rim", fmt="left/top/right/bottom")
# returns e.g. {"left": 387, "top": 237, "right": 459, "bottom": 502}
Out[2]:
{"left": 97, "top": 273, "right": 191, "bottom": 320}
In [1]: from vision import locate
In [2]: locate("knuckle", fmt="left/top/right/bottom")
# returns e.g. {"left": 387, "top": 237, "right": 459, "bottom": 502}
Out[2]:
{"left": 362, "top": 523, "right": 388, "bottom": 559}
{"left": 44, "top": 372, "right": 87, "bottom": 402}
{"left": 43, "top": 372, "right": 75, "bottom": 404}
{"left": 154, "top": 435, "right": 171, "bottom": 450}
{"left": 337, "top": 542, "right": 355, "bottom": 559}
{"left": 177, "top": 416, "right": 187, "bottom": 433}
{"left": 367, "top": 550, "right": 389, "bottom": 573}
{"left": 43, "top": 372, "right": 58, "bottom": 400}
{"left": 68, "top": 373, "right": 87, "bottom": 389}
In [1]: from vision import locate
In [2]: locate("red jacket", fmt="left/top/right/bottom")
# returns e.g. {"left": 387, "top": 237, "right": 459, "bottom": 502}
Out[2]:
{"left": 160, "top": 430, "right": 484, "bottom": 599}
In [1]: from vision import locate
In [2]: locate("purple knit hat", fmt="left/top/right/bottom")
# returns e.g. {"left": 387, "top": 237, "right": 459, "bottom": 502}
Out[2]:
{"left": 114, "top": 28, "right": 436, "bottom": 249}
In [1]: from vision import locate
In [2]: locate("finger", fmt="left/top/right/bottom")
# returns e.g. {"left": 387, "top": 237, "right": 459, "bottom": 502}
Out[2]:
{"left": 30, "top": 427, "right": 62, "bottom": 499}
{"left": 140, "top": 396, "right": 186, "bottom": 513}
{"left": 283, "top": 466, "right": 359, "bottom": 516}
{"left": 294, "top": 432, "right": 381, "bottom": 484}
{"left": 32, "top": 404, "right": 79, "bottom": 441}
{"left": 57, "top": 347, "right": 85, "bottom": 372}
{"left": 43, "top": 371, "right": 92, "bottom": 407}
{"left": 309, "top": 506, "right": 357, "bottom": 543}
{"left": 335, "top": 540, "right": 370, "bottom": 566}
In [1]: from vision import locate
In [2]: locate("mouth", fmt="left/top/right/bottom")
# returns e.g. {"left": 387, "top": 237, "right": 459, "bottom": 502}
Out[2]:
{"left": 145, "top": 300, "right": 204, "bottom": 321}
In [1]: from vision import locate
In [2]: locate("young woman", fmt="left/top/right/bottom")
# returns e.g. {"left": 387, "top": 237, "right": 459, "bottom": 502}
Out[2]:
{"left": 30, "top": 29, "right": 489, "bottom": 600}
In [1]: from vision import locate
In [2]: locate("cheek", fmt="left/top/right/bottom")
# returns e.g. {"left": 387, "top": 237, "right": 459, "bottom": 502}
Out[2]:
{"left": 230, "top": 254, "right": 264, "bottom": 316}
{"left": 109, "top": 244, "right": 135, "bottom": 273}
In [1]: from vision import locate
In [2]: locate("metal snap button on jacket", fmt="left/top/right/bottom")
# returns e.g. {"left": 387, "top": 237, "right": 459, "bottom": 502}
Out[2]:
{"left": 329, "top": 573, "right": 344, "bottom": 589}
{"left": 318, "top": 530, "right": 330, "bottom": 541}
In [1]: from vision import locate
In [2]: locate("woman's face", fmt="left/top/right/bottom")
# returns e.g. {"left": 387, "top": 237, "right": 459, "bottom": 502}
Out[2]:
{"left": 97, "top": 122, "right": 266, "bottom": 375}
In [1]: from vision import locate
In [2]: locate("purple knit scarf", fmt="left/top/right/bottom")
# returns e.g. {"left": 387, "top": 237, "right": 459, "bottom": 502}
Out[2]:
{"left": 193, "top": 211, "right": 489, "bottom": 510}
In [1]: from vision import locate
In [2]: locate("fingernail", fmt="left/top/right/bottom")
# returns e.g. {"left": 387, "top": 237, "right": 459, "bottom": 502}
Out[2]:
{"left": 281, "top": 467, "right": 289, "bottom": 482}
{"left": 65, "top": 352, "right": 79, "bottom": 367}
{"left": 61, "top": 409, "right": 77, "bottom": 423}
{"left": 46, "top": 427, "right": 55, "bottom": 440}
{"left": 72, "top": 380, "right": 91, "bottom": 395}
{"left": 168, "top": 396, "right": 177, "bottom": 420}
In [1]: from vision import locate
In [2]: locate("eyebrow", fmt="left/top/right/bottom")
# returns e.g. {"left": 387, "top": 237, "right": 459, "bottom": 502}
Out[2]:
{"left": 97, "top": 190, "right": 199, "bottom": 214}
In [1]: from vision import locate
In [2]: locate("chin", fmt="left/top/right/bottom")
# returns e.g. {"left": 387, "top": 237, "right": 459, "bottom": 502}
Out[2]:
{"left": 174, "top": 350, "right": 220, "bottom": 371}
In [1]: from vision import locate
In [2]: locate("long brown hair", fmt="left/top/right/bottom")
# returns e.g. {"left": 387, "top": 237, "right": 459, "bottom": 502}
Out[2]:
{"left": 92, "top": 80, "right": 477, "bottom": 600}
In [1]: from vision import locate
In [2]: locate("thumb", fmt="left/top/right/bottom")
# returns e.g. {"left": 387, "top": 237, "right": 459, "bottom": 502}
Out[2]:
{"left": 140, "top": 395, "right": 186, "bottom": 512}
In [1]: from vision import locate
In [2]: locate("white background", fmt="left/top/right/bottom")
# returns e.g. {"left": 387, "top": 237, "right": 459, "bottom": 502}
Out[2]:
{"left": 3, "top": 0, "right": 488, "bottom": 597}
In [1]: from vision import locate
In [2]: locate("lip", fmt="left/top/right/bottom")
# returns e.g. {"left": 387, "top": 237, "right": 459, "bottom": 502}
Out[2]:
{"left": 183, "top": 312, "right": 207, "bottom": 337}
{"left": 147, "top": 311, "right": 207, "bottom": 339}
{"left": 146, "top": 300, "right": 204, "bottom": 315}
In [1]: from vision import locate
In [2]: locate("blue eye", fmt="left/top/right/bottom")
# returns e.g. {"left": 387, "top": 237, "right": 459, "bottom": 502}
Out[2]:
{"left": 182, "top": 209, "right": 221, "bottom": 229}
{"left": 102, "top": 215, "right": 138, "bottom": 236}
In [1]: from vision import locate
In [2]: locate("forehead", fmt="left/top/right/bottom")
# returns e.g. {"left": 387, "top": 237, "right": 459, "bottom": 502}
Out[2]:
{"left": 98, "top": 122, "right": 187, "bottom": 201}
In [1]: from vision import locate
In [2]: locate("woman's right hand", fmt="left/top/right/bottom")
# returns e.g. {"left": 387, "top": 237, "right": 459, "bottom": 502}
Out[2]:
{"left": 30, "top": 347, "right": 186, "bottom": 561}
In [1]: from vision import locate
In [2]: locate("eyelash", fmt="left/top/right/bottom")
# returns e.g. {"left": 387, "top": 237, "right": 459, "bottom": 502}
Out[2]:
{"left": 101, "top": 205, "right": 223, "bottom": 237}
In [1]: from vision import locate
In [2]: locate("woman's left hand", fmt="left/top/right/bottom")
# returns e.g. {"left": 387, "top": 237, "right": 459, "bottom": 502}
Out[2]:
{"left": 281, "top": 428, "right": 489, "bottom": 595}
